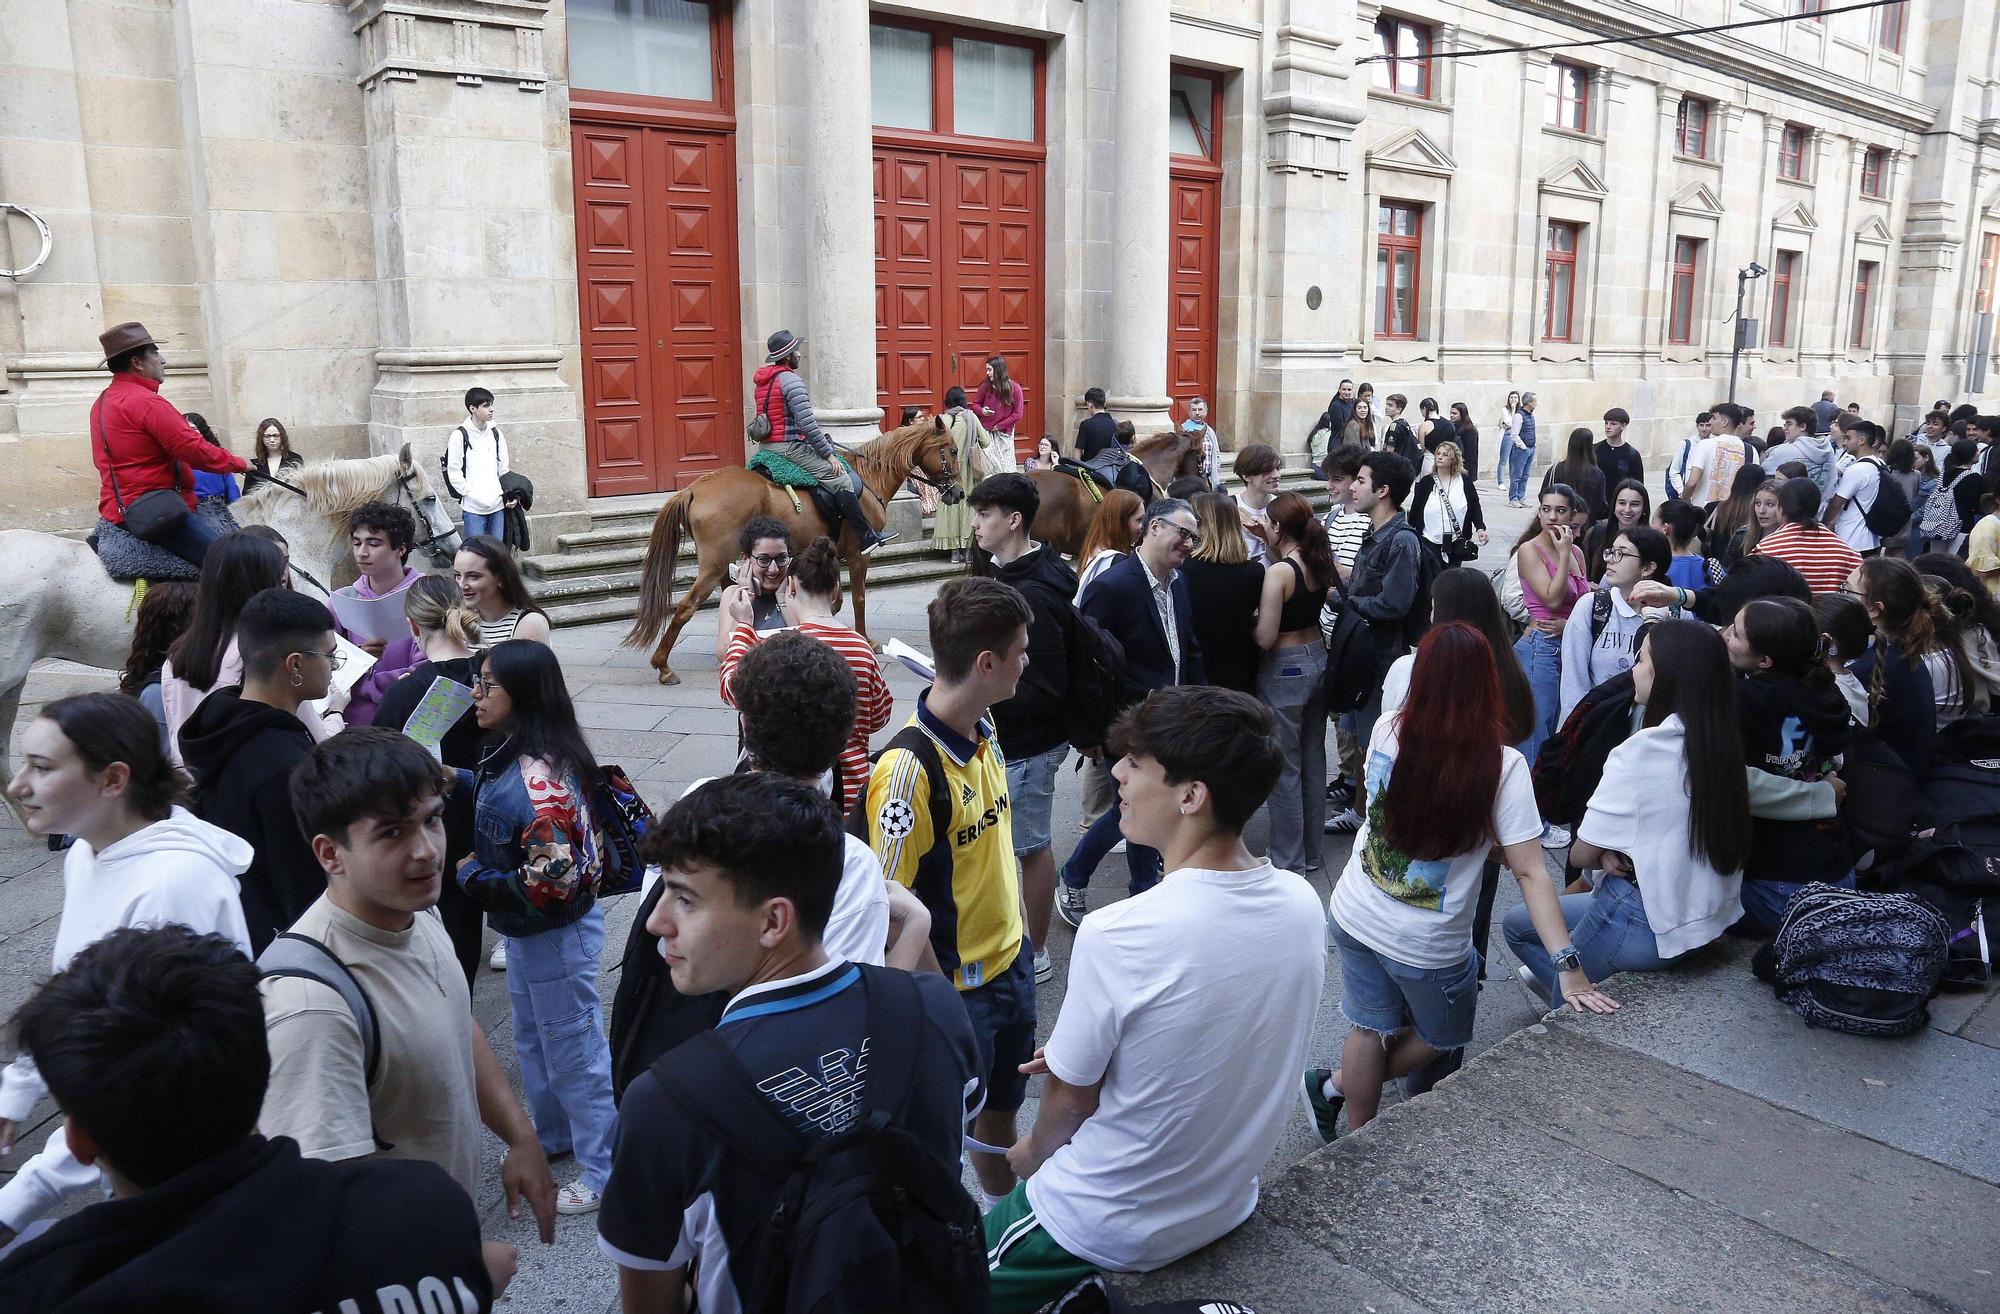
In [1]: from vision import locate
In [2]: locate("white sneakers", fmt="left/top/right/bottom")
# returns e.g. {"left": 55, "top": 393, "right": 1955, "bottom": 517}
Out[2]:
{"left": 488, "top": 939, "right": 508, "bottom": 971}
{"left": 556, "top": 1182, "right": 600, "bottom": 1215}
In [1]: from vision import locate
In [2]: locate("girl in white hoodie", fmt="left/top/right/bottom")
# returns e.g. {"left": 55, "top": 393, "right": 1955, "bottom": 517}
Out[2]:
{"left": 0, "top": 693, "right": 253, "bottom": 1246}
{"left": 1504, "top": 620, "right": 1751, "bottom": 1007}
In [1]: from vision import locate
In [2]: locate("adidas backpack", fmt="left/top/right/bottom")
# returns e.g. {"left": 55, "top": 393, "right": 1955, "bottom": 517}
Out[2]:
{"left": 1751, "top": 884, "right": 1949, "bottom": 1038}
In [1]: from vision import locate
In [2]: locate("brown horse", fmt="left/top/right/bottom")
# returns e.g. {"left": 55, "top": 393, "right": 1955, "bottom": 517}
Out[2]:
{"left": 1024, "top": 427, "right": 1206, "bottom": 557}
{"left": 624, "top": 418, "right": 965, "bottom": 684}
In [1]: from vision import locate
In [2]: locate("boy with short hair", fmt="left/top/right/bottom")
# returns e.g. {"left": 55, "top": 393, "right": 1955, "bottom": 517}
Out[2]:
{"left": 340, "top": 500, "right": 427, "bottom": 724}
{"left": 986, "top": 688, "right": 1326, "bottom": 1313}
{"left": 0, "top": 925, "right": 498, "bottom": 1310}
{"left": 861, "top": 577, "right": 1035, "bottom": 1200}
{"left": 601, "top": 774, "right": 981, "bottom": 1313}
{"left": 258, "top": 729, "right": 558, "bottom": 1242}
{"left": 443, "top": 386, "right": 510, "bottom": 540}
{"left": 1232, "top": 442, "right": 1282, "bottom": 563}
{"left": 1594, "top": 407, "right": 1644, "bottom": 491}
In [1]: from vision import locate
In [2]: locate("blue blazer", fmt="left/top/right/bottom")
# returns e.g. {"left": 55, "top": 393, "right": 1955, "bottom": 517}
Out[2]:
{"left": 1079, "top": 551, "right": 1206, "bottom": 702}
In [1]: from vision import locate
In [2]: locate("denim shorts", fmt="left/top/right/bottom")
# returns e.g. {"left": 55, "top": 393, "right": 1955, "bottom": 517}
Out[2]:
{"left": 959, "top": 946, "right": 1037, "bottom": 1113}
{"left": 1328, "top": 912, "right": 1480, "bottom": 1051}
{"left": 1004, "top": 743, "right": 1068, "bottom": 856}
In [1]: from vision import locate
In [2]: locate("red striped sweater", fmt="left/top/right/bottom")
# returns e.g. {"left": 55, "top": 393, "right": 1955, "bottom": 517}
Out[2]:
{"left": 720, "top": 619, "right": 895, "bottom": 809}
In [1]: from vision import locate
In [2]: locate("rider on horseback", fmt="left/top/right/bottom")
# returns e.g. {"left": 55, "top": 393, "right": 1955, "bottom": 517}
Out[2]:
{"left": 750, "top": 330, "right": 894, "bottom": 555}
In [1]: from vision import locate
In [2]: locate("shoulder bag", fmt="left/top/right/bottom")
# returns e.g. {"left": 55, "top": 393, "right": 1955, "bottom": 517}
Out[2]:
{"left": 1437, "top": 476, "right": 1478, "bottom": 565}
{"left": 746, "top": 377, "right": 778, "bottom": 442}
{"left": 97, "top": 403, "right": 191, "bottom": 542}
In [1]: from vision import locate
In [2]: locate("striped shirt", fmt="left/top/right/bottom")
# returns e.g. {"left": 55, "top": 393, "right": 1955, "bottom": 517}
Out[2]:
{"left": 1753, "top": 522, "right": 1861, "bottom": 595}
{"left": 479, "top": 607, "right": 528, "bottom": 648}
{"left": 719, "top": 619, "right": 894, "bottom": 809}
{"left": 1325, "top": 505, "right": 1369, "bottom": 570}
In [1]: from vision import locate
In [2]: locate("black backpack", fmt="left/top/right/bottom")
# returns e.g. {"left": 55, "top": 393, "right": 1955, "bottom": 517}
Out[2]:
{"left": 1319, "top": 580, "right": 1385, "bottom": 715}
{"left": 606, "top": 875, "right": 728, "bottom": 1103}
{"left": 1401, "top": 522, "right": 1441, "bottom": 650}
{"left": 1858, "top": 457, "right": 1913, "bottom": 538}
{"left": 1918, "top": 714, "right": 2000, "bottom": 828}
{"left": 653, "top": 968, "right": 989, "bottom": 1314}
{"left": 1066, "top": 607, "right": 1128, "bottom": 750}
{"left": 1531, "top": 670, "right": 1637, "bottom": 827}
{"left": 1751, "top": 884, "right": 1949, "bottom": 1037}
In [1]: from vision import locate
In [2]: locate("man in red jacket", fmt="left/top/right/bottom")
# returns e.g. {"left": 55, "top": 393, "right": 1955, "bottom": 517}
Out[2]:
{"left": 90, "top": 321, "right": 248, "bottom": 567}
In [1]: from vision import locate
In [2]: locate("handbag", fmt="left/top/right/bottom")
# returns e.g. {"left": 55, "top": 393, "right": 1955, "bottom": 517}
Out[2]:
{"left": 745, "top": 377, "right": 777, "bottom": 442}
{"left": 96, "top": 403, "right": 191, "bottom": 543}
{"left": 1437, "top": 476, "right": 1478, "bottom": 564}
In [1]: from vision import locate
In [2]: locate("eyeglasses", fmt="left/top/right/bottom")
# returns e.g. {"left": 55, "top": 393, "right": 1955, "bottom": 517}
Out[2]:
{"left": 750, "top": 553, "right": 792, "bottom": 568}
{"left": 1158, "top": 523, "right": 1202, "bottom": 548}
{"left": 1602, "top": 547, "right": 1639, "bottom": 563}
{"left": 309, "top": 647, "right": 346, "bottom": 670}
{"left": 471, "top": 677, "right": 497, "bottom": 696}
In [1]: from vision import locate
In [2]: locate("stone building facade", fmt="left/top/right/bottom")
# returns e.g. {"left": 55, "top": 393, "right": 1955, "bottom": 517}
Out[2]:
{"left": 2, "top": 0, "right": 1997, "bottom": 535}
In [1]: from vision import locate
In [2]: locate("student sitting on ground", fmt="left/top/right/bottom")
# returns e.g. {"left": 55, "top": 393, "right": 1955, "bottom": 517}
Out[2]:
{"left": 600, "top": 774, "right": 981, "bottom": 1313}
{"left": 0, "top": 925, "right": 499, "bottom": 1311}
{"left": 987, "top": 688, "right": 1326, "bottom": 1314}
{"left": 1504, "top": 620, "right": 1750, "bottom": 1005}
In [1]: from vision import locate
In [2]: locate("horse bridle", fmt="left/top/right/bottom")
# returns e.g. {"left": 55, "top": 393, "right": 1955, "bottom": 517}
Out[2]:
{"left": 260, "top": 466, "right": 461, "bottom": 567}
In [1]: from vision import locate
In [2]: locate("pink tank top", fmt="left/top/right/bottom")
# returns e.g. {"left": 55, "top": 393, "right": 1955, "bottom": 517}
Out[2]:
{"left": 1521, "top": 544, "right": 1590, "bottom": 622}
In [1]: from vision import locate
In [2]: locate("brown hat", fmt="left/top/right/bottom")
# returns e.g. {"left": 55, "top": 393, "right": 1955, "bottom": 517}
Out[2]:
{"left": 98, "top": 322, "right": 157, "bottom": 364}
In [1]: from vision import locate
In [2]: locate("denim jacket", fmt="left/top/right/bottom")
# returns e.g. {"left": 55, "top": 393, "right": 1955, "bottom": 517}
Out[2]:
{"left": 456, "top": 743, "right": 600, "bottom": 938}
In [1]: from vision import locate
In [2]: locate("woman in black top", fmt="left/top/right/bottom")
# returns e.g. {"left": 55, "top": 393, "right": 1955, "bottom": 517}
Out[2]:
{"left": 1449, "top": 401, "right": 1480, "bottom": 481}
{"left": 1407, "top": 441, "right": 1487, "bottom": 564}
{"left": 243, "top": 416, "right": 304, "bottom": 494}
{"left": 1181, "top": 493, "right": 1264, "bottom": 694}
{"left": 372, "top": 575, "right": 487, "bottom": 985}
{"left": 1255, "top": 492, "right": 1335, "bottom": 873}
{"left": 1543, "top": 426, "right": 1609, "bottom": 522}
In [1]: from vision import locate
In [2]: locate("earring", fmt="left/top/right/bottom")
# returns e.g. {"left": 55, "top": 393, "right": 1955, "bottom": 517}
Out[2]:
{"left": 291, "top": 671, "right": 303, "bottom": 688}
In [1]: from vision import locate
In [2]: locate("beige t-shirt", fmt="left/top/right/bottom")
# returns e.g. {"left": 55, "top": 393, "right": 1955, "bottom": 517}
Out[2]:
{"left": 258, "top": 896, "right": 481, "bottom": 1198}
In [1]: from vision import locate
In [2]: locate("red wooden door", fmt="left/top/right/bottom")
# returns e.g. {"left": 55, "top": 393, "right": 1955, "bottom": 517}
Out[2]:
{"left": 875, "top": 148, "right": 1044, "bottom": 456}
{"left": 573, "top": 122, "right": 741, "bottom": 496}
{"left": 1166, "top": 168, "right": 1219, "bottom": 425}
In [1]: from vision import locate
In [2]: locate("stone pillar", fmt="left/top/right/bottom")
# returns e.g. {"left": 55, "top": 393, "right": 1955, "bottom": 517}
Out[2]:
{"left": 348, "top": 0, "right": 584, "bottom": 521}
{"left": 1105, "top": 0, "right": 1173, "bottom": 435}
{"left": 798, "top": 1, "right": 881, "bottom": 445}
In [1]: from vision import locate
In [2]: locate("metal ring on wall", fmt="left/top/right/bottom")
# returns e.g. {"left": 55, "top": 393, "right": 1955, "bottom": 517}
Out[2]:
{"left": 1, "top": 204, "right": 53, "bottom": 278}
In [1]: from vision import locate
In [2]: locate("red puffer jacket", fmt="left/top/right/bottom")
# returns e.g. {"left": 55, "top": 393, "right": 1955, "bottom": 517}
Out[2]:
{"left": 91, "top": 373, "right": 246, "bottom": 524}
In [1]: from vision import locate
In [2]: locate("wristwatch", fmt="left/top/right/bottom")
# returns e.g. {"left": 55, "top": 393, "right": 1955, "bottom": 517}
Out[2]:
{"left": 1552, "top": 945, "right": 1582, "bottom": 975}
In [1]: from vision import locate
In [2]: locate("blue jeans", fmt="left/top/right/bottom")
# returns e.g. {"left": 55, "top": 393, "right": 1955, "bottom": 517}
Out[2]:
{"left": 505, "top": 903, "right": 618, "bottom": 1192}
{"left": 1508, "top": 444, "right": 1536, "bottom": 503}
{"left": 1513, "top": 627, "right": 1563, "bottom": 767}
{"left": 1004, "top": 743, "right": 1069, "bottom": 857}
{"left": 1503, "top": 876, "right": 1664, "bottom": 1004}
{"left": 150, "top": 508, "right": 224, "bottom": 568}
{"left": 1060, "top": 802, "right": 1160, "bottom": 898}
{"left": 1259, "top": 642, "right": 1329, "bottom": 871}
{"left": 1739, "top": 869, "right": 1856, "bottom": 935}
{"left": 463, "top": 508, "right": 505, "bottom": 540}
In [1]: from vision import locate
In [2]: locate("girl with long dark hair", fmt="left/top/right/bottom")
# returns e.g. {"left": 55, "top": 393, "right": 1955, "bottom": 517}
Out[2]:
{"left": 1722, "top": 598, "right": 1855, "bottom": 933}
{"left": 459, "top": 639, "right": 616, "bottom": 1215}
{"left": 1255, "top": 492, "right": 1334, "bottom": 872}
{"left": 242, "top": 417, "right": 303, "bottom": 494}
{"left": 1705, "top": 463, "right": 1767, "bottom": 572}
{"left": 119, "top": 580, "right": 196, "bottom": 752}
{"left": 454, "top": 534, "right": 550, "bottom": 647}
{"left": 973, "top": 354, "right": 1023, "bottom": 443}
{"left": 1560, "top": 524, "right": 1676, "bottom": 724}
{"left": 1305, "top": 622, "right": 1616, "bottom": 1138}
{"left": 1544, "top": 427, "right": 1608, "bottom": 521}
{"left": 1449, "top": 401, "right": 1480, "bottom": 482}
{"left": 1583, "top": 479, "right": 1651, "bottom": 584}
{"left": 1504, "top": 620, "right": 1750, "bottom": 1005}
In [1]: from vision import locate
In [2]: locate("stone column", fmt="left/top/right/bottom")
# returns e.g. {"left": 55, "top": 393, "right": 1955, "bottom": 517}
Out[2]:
{"left": 1105, "top": 0, "right": 1173, "bottom": 435}
{"left": 798, "top": 1, "right": 881, "bottom": 445}
{"left": 348, "top": 0, "right": 584, "bottom": 523}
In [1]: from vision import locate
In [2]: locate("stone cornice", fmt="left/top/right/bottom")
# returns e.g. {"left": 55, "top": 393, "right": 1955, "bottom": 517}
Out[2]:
{"left": 347, "top": 0, "right": 552, "bottom": 92}
{"left": 1489, "top": 0, "right": 1935, "bottom": 135}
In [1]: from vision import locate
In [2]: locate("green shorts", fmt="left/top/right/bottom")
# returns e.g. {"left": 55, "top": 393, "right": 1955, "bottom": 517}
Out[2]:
{"left": 983, "top": 1183, "right": 1099, "bottom": 1314}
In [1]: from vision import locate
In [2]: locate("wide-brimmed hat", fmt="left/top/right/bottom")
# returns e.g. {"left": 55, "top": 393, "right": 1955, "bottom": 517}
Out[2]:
{"left": 98, "top": 321, "right": 157, "bottom": 364}
{"left": 765, "top": 329, "right": 803, "bottom": 363}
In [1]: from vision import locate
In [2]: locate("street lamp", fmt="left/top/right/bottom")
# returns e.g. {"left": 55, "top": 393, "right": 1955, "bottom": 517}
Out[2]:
{"left": 1728, "top": 262, "right": 1768, "bottom": 407}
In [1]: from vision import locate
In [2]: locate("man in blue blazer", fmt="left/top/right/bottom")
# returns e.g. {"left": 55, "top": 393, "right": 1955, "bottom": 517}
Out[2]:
{"left": 1060, "top": 498, "right": 1207, "bottom": 921}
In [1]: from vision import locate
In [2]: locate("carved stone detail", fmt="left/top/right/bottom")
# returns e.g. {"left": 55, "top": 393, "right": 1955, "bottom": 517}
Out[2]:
{"left": 347, "top": 0, "right": 553, "bottom": 93}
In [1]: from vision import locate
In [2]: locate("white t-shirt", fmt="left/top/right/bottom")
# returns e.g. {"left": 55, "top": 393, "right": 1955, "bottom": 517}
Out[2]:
{"left": 1328, "top": 715, "right": 1543, "bottom": 970}
{"left": 1236, "top": 495, "right": 1272, "bottom": 565}
{"left": 1830, "top": 455, "right": 1883, "bottom": 553}
{"left": 1026, "top": 862, "right": 1325, "bottom": 1272}
{"left": 1379, "top": 652, "right": 1415, "bottom": 721}
{"left": 1577, "top": 714, "right": 1742, "bottom": 958}
{"left": 1689, "top": 435, "right": 1745, "bottom": 507}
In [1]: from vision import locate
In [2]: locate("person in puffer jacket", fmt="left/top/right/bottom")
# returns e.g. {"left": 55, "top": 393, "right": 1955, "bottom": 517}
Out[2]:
{"left": 456, "top": 639, "right": 618, "bottom": 1216}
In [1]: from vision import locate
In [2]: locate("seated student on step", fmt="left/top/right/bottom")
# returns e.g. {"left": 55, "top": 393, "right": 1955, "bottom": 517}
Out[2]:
{"left": 0, "top": 925, "right": 500, "bottom": 1311}
{"left": 860, "top": 577, "right": 1035, "bottom": 1204}
{"left": 258, "top": 729, "right": 559, "bottom": 1245}
{"left": 987, "top": 687, "right": 1326, "bottom": 1314}
{"left": 599, "top": 774, "right": 980, "bottom": 1314}
{"left": 1504, "top": 620, "right": 1750, "bottom": 1005}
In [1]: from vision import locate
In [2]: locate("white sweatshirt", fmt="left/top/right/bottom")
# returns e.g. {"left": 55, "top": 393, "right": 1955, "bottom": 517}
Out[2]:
{"left": 0, "top": 809, "right": 253, "bottom": 1230}
{"left": 447, "top": 420, "right": 510, "bottom": 515}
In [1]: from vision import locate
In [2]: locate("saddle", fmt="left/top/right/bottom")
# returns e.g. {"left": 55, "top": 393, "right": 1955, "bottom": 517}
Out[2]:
{"left": 86, "top": 503, "right": 239, "bottom": 584}
{"left": 745, "top": 447, "right": 862, "bottom": 526}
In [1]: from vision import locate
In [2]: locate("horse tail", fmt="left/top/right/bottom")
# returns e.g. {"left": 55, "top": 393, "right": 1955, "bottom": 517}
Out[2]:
{"left": 623, "top": 488, "right": 694, "bottom": 648}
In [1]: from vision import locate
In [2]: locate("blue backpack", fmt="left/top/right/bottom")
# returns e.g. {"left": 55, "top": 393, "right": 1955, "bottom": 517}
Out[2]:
{"left": 1752, "top": 885, "right": 1949, "bottom": 1038}
{"left": 590, "top": 765, "right": 655, "bottom": 897}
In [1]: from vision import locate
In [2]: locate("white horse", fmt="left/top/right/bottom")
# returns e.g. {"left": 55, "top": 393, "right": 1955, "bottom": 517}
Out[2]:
{"left": 0, "top": 444, "right": 460, "bottom": 825}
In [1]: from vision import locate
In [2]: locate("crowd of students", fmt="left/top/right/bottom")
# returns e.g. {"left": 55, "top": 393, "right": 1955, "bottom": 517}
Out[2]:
{"left": 4, "top": 386, "right": 1999, "bottom": 1312}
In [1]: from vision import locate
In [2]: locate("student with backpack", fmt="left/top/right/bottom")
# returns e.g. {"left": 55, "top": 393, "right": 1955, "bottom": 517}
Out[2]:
{"left": 442, "top": 387, "right": 512, "bottom": 541}
{"left": 1505, "top": 620, "right": 1751, "bottom": 1006}
{"left": 601, "top": 774, "right": 984, "bottom": 1314}
{"left": 986, "top": 689, "right": 1324, "bottom": 1312}
{"left": 1558, "top": 524, "right": 1675, "bottom": 724}
{"left": 0, "top": 926, "right": 500, "bottom": 1312}
{"left": 0, "top": 694, "right": 254, "bottom": 1248}
{"left": 1825, "top": 420, "right": 1907, "bottom": 555}
{"left": 860, "top": 578, "right": 1036, "bottom": 1203}
{"left": 258, "top": 729, "right": 557, "bottom": 1259}
{"left": 1722, "top": 599, "right": 1856, "bottom": 934}
{"left": 456, "top": 640, "right": 619, "bottom": 1216}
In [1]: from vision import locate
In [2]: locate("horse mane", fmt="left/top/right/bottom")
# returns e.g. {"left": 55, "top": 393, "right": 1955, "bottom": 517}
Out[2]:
{"left": 236, "top": 452, "right": 401, "bottom": 520}
{"left": 1128, "top": 428, "right": 1185, "bottom": 458}
{"left": 844, "top": 420, "right": 939, "bottom": 475}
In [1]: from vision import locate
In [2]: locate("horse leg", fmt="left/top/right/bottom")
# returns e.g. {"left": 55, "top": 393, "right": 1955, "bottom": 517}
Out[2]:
{"left": 0, "top": 682, "right": 23, "bottom": 830}
{"left": 651, "top": 560, "right": 728, "bottom": 686}
{"left": 847, "top": 549, "right": 873, "bottom": 651}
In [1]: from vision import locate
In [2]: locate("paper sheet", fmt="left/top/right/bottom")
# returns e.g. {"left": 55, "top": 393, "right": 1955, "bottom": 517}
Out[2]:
{"left": 883, "top": 637, "right": 936, "bottom": 683}
{"left": 329, "top": 632, "right": 376, "bottom": 695}
{"left": 400, "top": 676, "right": 476, "bottom": 761}
{"left": 328, "top": 586, "right": 411, "bottom": 643}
